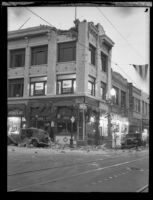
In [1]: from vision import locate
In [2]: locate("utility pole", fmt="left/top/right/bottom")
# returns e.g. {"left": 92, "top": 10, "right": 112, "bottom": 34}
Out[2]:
{"left": 75, "top": 7, "right": 77, "bottom": 21}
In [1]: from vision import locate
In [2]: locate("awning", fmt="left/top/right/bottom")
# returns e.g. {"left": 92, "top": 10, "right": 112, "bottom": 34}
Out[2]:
{"left": 8, "top": 104, "right": 26, "bottom": 116}
{"left": 29, "top": 102, "right": 52, "bottom": 117}
{"left": 53, "top": 101, "right": 76, "bottom": 107}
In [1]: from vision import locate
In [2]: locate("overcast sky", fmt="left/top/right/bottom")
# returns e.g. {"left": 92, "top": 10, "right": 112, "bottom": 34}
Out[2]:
{"left": 7, "top": 6, "right": 150, "bottom": 94}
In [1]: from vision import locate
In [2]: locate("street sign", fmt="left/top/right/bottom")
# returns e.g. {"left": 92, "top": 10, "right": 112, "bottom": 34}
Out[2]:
{"left": 71, "top": 116, "right": 75, "bottom": 123}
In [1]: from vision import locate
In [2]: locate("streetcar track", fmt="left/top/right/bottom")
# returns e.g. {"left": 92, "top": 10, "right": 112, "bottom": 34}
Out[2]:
{"left": 137, "top": 184, "right": 148, "bottom": 192}
{"left": 9, "top": 156, "right": 147, "bottom": 191}
{"left": 8, "top": 151, "right": 148, "bottom": 177}
{"left": 8, "top": 154, "right": 121, "bottom": 176}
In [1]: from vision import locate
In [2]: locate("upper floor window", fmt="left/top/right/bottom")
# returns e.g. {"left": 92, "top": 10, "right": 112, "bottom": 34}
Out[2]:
{"left": 10, "top": 49, "right": 25, "bottom": 68}
{"left": 88, "top": 76, "right": 95, "bottom": 96}
{"left": 8, "top": 78, "right": 24, "bottom": 97}
{"left": 138, "top": 99, "right": 141, "bottom": 112}
{"left": 145, "top": 102, "right": 148, "bottom": 115}
{"left": 30, "top": 76, "right": 47, "bottom": 96}
{"left": 89, "top": 43, "right": 96, "bottom": 66}
{"left": 31, "top": 45, "right": 48, "bottom": 66}
{"left": 101, "top": 52, "right": 108, "bottom": 72}
{"left": 133, "top": 97, "right": 140, "bottom": 113}
{"left": 101, "top": 81, "right": 106, "bottom": 100}
{"left": 57, "top": 74, "right": 76, "bottom": 94}
{"left": 113, "top": 86, "right": 119, "bottom": 105}
{"left": 121, "top": 90, "right": 126, "bottom": 108}
{"left": 142, "top": 101, "right": 145, "bottom": 114}
{"left": 58, "top": 41, "right": 76, "bottom": 62}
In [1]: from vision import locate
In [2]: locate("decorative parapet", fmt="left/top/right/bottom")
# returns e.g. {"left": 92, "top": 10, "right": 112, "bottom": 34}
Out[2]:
{"left": 8, "top": 25, "right": 57, "bottom": 40}
{"left": 112, "top": 70, "right": 128, "bottom": 86}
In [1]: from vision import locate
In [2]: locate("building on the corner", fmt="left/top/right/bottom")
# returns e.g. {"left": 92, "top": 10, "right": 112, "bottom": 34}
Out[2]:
{"left": 7, "top": 20, "right": 115, "bottom": 145}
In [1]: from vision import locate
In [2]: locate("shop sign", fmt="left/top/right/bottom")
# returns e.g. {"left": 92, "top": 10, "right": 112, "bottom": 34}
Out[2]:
{"left": 8, "top": 109, "right": 23, "bottom": 116}
{"left": 70, "top": 116, "right": 75, "bottom": 123}
{"left": 63, "top": 80, "right": 72, "bottom": 88}
{"left": 79, "top": 104, "right": 87, "bottom": 110}
{"left": 35, "top": 83, "right": 44, "bottom": 95}
{"left": 51, "top": 121, "right": 55, "bottom": 127}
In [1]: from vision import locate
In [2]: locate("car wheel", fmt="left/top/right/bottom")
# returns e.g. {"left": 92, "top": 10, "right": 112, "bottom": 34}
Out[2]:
{"left": 31, "top": 138, "right": 38, "bottom": 147}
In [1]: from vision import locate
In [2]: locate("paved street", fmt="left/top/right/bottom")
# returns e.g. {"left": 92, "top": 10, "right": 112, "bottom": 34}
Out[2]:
{"left": 7, "top": 146, "right": 149, "bottom": 192}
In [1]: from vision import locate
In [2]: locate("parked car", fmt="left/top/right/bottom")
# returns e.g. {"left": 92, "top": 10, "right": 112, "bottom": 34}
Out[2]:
{"left": 121, "top": 133, "right": 142, "bottom": 149}
{"left": 20, "top": 127, "right": 51, "bottom": 147}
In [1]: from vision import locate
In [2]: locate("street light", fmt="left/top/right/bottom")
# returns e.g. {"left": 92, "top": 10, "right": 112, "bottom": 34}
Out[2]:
{"left": 35, "top": 115, "right": 38, "bottom": 128}
{"left": 70, "top": 116, "right": 75, "bottom": 148}
{"left": 106, "top": 88, "right": 116, "bottom": 148}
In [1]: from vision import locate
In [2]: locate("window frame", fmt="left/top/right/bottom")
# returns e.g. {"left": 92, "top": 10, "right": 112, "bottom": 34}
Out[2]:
{"left": 31, "top": 45, "right": 48, "bottom": 66}
{"left": 101, "top": 81, "right": 106, "bottom": 100}
{"left": 121, "top": 90, "right": 126, "bottom": 108}
{"left": 8, "top": 78, "right": 24, "bottom": 97}
{"left": 10, "top": 48, "right": 25, "bottom": 68}
{"left": 30, "top": 77, "right": 47, "bottom": 96}
{"left": 101, "top": 52, "right": 108, "bottom": 72}
{"left": 89, "top": 43, "right": 96, "bottom": 66}
{"left": 57, "top": 41, "right": 76, "bottom": 62}
{"left": 112, "top": 86, "right": 119, "bottom": 105}
{"left": 57, "top": 79, "right": 76, "bottom": 94}
{"left": 88, "top": 76, "right": 96, "bottom": 96}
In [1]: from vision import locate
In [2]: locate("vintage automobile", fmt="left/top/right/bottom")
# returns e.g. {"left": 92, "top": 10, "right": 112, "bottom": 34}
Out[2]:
{"left": 19, "top": 127, "right": 51, "bottom": 147}
{"left": 121, "top": 133, "right": 142, "bottom": 149}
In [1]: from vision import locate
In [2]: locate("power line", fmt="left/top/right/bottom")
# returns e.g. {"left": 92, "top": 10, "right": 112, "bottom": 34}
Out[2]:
{"left": 25, "top": 7, "right": 55, "bottom": 27}
{"left": 14, "top": 6, "right": 143, "bottom": 87}
{"left": 77, "top": 41, "right": 139, "bottom": 86}
{"left": 18, "top": 17, "right": 31, "bottom": 30}
{"left": 96, "top": 7, "right": 146, "bottom": 63}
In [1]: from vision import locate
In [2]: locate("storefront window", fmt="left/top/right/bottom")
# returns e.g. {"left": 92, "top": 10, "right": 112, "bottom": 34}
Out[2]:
{"left": 8, "top": 117, "right": 21, "bottom": 135}
{"left": 56, "top": 107, "right": 77, "bottom": 135}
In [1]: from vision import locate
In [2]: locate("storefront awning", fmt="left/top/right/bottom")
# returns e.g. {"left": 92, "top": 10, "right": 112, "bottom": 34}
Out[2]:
{"left": 53, "top": 101, "right": 76, "bottom": 107}
{"left": 28, "top": 102, "right": 52, "bottom": 117}
{"left": 8, "top": 104, "right": 26, "bottom": 116}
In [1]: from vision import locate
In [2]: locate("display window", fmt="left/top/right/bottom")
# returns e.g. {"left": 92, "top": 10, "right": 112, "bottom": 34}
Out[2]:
{"left": 8, "top": 117, "right": 21, "bottom": 135}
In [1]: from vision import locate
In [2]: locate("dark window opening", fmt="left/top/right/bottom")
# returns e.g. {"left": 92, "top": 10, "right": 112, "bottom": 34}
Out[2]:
{"left": 10, "top": 49, "right": 25, "bottom": 68}
{"left": 31, "top": 45, "right": 48, "bottom": 65}
{"left": 8, "top": 79, "right": 24, "bottom": 97}
{"left": 101, "top": 81, "right": 106, "bottom": 100}
{"left": 101, "top": 52, "right": 108, "bottom": 72}
{"left": 121, "top": 90, "right": 126, "bottom": 108}
{"left": 89, "top": 43, "right": 96, "bottom": 66}
{"left": 58, "top": 41, "right": 76, "bottom": 62}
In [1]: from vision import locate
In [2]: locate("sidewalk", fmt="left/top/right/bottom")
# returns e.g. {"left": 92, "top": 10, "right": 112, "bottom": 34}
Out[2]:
{"left": 7, "top": 144, "right": 149, "bottom": 156}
